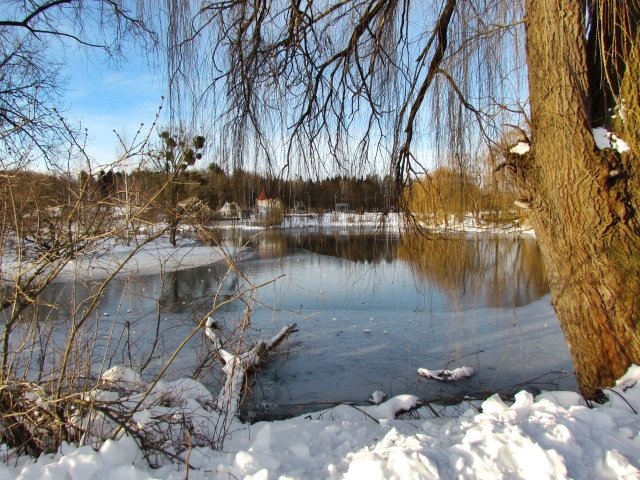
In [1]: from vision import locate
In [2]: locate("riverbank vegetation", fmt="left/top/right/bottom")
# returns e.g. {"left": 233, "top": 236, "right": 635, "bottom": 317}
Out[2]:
{"left": 3, "top": 162, "right": 518, "bottom": 226}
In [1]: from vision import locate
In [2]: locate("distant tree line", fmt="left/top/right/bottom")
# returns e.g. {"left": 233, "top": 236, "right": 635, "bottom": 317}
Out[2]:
{"left": 77, "top": 166, "right": 397, "bottom": 214}
{"left": 4, "top": 162, "right": 517, "bottom": 225}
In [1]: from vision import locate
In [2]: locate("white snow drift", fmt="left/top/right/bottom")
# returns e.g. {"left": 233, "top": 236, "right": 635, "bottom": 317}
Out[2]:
{"left": 3, "top": 365, "right": 640, "bottom": 479}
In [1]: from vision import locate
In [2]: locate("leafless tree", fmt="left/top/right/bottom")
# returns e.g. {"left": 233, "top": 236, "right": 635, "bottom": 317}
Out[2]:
{"left": 144, "top": 129, "right": 206, "bottom": 245}
{"left": 0, "top": 0, "right": 157, "bottom": 168}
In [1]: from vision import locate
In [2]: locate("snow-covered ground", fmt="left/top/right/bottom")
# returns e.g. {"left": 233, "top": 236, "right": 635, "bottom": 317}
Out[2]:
{"left": 213, "top": 211, "right": 406, "bottom": 233}
{"left": 282, "top": 211, "right": 405, "bottom": 232}
{"left": 216, "top": 211, "right": 535, "bottom": 237}
{"left": 1, "top": 236, "right": 243, "bottom": 283}
{"left": 418, "top": 214, "right": 535, "bottom": 237}
{"left": 3, "top": 364, "right": 640, "bottom": 479}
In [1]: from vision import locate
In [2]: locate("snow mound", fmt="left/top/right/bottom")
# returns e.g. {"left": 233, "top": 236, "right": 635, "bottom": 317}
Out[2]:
{"left": 6, "top": 365, "right": 640, "bottom": 479}
{"left": 368, "top": 390, "right": 386, "bottom": 405}
{"left": 417, "top": 365, "right": 474, "bottom": 381}
{"left": 367, "top": 394, "right": 423, "bottom": 420}
{"left": 160, "top": 378, "right": 214, "bottom": 403}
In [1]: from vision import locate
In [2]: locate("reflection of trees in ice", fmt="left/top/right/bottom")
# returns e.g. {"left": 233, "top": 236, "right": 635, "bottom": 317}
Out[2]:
{"left": 398, "top": 234, "right": 547, "bottom": 309}
{"left": 8, "top": 263, "right": 245, "bottom": 385}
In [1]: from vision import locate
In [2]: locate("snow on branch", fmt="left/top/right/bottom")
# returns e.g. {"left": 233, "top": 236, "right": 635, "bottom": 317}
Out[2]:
{"left": 205, "top": 317, "right": 298, "bottom": 418}
{"left": 367, "top": 394, "right": 423, "bottom": 420}
{"left": 417, "top": 366, "right": 474, "bottom": 381}
{"left": 509, "top": 142, "right": 530, "bottom": 155}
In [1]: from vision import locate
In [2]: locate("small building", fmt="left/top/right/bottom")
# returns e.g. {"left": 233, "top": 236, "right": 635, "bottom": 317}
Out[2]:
{"left": 217, "top": 201, "right": 241, "bottom": 219}
{"left": 335, "top": 202, "right": 349, "bottom": 213}
{"left": 256, "top": 190, "right": 283, "bottom": 211}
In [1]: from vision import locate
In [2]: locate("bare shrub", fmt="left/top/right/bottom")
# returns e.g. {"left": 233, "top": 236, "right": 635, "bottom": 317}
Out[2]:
{"left": 260, "top": 207, "right": 284, "bottom": 227}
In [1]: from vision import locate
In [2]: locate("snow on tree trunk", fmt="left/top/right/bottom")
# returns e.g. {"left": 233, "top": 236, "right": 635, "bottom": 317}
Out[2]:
{"left": 524, "top": 0, "right": 640, "bottom": 398}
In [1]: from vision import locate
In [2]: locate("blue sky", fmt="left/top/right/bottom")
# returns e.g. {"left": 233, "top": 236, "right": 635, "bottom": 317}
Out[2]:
{"left": 61, "top": 48, "right": 166, "bottom": 169}
{"left": 54, "top": 26, "right": 437, "bottom": 177}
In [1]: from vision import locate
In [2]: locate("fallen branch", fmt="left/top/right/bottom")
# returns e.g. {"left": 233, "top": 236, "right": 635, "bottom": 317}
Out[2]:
{"left": 417, "top": 366, "right": 474, "bottom": 381}
{"left": 205, "top": 318, "right": 297, "bottom": 418}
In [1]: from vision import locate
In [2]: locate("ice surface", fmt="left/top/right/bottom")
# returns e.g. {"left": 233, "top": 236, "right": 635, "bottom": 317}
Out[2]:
{"left": 1, "top": 235, "right": 238, "bottom": 283}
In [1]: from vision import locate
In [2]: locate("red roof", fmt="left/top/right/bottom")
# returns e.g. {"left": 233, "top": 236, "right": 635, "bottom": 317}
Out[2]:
{"left": 257, "top": 190, "right": 268, "bottom": 201}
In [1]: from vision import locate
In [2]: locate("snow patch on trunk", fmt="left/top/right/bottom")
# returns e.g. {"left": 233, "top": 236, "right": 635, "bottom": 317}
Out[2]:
{"left": 592, "top": 127, "right": 631, "bottom": 153}
{"left": 510, "top": 142, "right": 530, "bottom": 155}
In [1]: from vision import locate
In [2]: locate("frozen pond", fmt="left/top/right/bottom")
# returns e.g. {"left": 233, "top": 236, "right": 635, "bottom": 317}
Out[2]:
{"left": 221, "top": 231, "right": 575, "bottom": 419}
{"left": 12, "top": 230, "right": 575, "bottom": 420}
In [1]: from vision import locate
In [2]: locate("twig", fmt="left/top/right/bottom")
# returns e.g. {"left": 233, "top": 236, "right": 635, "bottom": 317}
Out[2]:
{"left": 422, "top": 401, "right": 441, "bottom": 418}
{"left": 604, "top": 388, "right": 638, "bottom": 414}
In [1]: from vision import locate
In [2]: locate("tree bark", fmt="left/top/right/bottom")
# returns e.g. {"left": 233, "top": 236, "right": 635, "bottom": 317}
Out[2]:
{"left": 524, "top": 0, "right": 640, "bottom": 398}
{"left": 205, "top": 317, "right": 298, "bottom": 418}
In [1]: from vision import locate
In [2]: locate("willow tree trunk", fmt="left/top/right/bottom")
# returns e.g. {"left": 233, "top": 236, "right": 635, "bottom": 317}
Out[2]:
{"left": 524, "top": 0, "right": 640, "bottom": 398}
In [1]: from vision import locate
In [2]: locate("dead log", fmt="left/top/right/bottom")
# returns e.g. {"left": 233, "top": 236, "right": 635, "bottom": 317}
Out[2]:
{"left": 204, "top": 317, "right": 297, "bottom": 418}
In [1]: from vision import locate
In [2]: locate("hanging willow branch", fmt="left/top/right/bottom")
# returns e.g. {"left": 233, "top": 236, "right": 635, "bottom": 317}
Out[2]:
{"left": 164, "top": 0, "right": 527, "bottom": 191}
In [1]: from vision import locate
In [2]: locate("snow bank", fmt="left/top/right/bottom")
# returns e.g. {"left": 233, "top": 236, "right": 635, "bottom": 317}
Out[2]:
{"left": 211, "top": 211, "right": 406, "bottom": 233}
{"left": 0, "top": 436, "right": 147, "bottom": 480}
{"left": 2, "top": 236, "right": 242, "bottom": 283}
{"left": 416, "top": 214, "right": 535, "bottom": 237}
{"left": 5, "top": 366, "right": 640, "bottom": 479}
{"left": 216, "top": 211, "right": 536, "bottom": 237}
